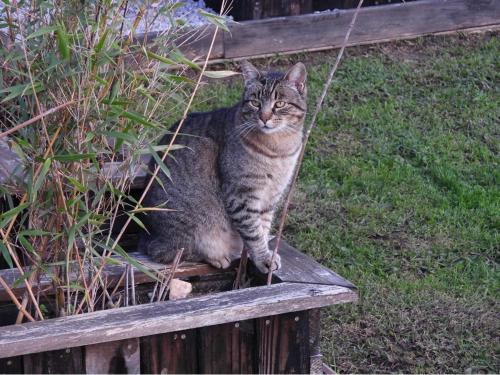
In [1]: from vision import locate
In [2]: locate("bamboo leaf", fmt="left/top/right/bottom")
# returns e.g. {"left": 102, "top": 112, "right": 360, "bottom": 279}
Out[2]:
{"left": 120, "top": 110, "right": 160, "bottom": 128}
{"left": 137, "top": 144, "right": 185, "bottom": 154}
{"left": 170, "top": 50, "right": 200, "bottom": 70}
{"left": 18, "top": 229, "right": 53, "bottom": 237}
{"left": 53, "top": 153, "right": 96, "bottom": 162}
{"left": 66, "top": 212, "right": 91, "bottom": 252}
{"left": 109, "top": 79, "right": 121, "bottom": 102}
{"left": 0, "top": 82, "right": 44, "bottom": 103}
{"left": 18, "top": 235, "right": 38, "bottom": 258}
{"left": 166, "top": 1, "right": 185, "bottom": 12}
{"left": 203, "top": 70, "right": 240, "bottom": 79}
{"left": 197, "top": 10, "right": 230, "bottom": 32}
{"left": 161, "top": 73, "right": 195, "bottom": 85}
{"left": 56, "top": 24, "right": 70, "bottom": 60}
{"left": 144, "top": 50, "right": 176, "bottom": 66}
{"left": 32, "top": 157, "right": 51, "bottom": 202}
{"left": 13, "top": 269, "right": 37, "bottom": 289}
{"left": 94, "top": 28, "right": 110, "bottom": 53}
{"left": 130, "top": 206, "right": 174, "bottom": 213}
{"left": 99, "top": 130, "right": 137, "bottom": 143}
{"left": 26, "top": 25, "right": 58, "bottom": 40}
{"left": 149, "top": 144, "right": 171, "bottom": 181}
{"left": 0, "top": 242, "right": 13, "bottom": 268}
{"left": 126, "top": 212, "right": 148, "bottom": 232}
{"left": 67, "top": 176, "right": 86, "bottom": 192}
{"left": 109, "top": 243, "right": 160, "bottom": 282}
{"left": 0, "top": 202, "right": 30, "bottom": 228}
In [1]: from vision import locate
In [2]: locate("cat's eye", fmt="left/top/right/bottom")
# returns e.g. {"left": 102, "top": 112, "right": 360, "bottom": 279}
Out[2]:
{"left": 275, "top": 101, "right": 286, "bottom": 108}
{"left": 249, "top": 100, "right": 260, "bottom": 108}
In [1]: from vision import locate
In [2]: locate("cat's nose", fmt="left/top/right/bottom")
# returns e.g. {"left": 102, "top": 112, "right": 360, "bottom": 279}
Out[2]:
{"left": 259, "top": 111, "right": 272, "bottom": 123}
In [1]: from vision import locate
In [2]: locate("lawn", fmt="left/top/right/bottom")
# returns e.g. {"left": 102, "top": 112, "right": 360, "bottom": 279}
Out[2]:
{"left": 192, "top": 31, "right": 499, "bottom": 373}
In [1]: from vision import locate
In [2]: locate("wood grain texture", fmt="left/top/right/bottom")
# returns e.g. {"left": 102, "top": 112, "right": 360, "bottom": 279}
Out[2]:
{"left": 140, "top": 330, "right": 198, "bottom": 374}
{"left": 0, "top": 251, "right": 228, "bottom": 302}
{"left": 0, "top": 282, "right": 356, "bottom": 358}
{"left": 0, "top": 356, "right": 23, "bottom": 374}
{"left": 309, "top": 309, "right": 323, "bottom": 374}
{"left": 198, "top": 320, "right": 257, "bottom": 373}
{"left": 23, "top": 348, "right": 84, "bottom": 374}
{"left": 257, "top": 311, "right": 310, "bottom": 374}
{"left": 85, "top": 338, "right": 140, "bottom": 374}
{"left": 134, "top": 25, "right": 224, "bottom": 61}
{"left": 231, "top": 0, "right": 313, "bottom": 21}
{"left": 224, "top": 0, "right": 500, "bottom": 58}
{"left": 272, "top": 238, "right": 356, "bottom": 288}
{"left": 0, "top": 238, "right": 351, "bottom": 302}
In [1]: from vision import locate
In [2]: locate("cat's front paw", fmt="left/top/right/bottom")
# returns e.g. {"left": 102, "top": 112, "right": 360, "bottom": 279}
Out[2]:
{"left": 254, "top": 251, "right": 281, "bottom": 274}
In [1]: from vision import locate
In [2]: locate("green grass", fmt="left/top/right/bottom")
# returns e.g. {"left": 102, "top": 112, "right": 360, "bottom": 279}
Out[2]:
{"left": 194, "top": 32, "right": 499, "bottom": 373}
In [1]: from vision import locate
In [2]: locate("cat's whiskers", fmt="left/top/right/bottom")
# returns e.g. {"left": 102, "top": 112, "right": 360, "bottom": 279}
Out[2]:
{"left": 236, "top": 121, "right": 257, "bottom": 138}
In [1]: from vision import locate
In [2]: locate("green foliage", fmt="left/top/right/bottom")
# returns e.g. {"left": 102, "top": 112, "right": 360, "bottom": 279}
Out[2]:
{"left": 193, "top": 33, "right": 499, "bottom": 373}
{"left": 0, "top": 0, "right": 223, "bottom": 316}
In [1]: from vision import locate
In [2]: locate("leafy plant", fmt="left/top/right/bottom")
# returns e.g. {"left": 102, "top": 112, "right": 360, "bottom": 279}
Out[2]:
{"left": 0, "top": 0, "right": 227, "bottom": 320}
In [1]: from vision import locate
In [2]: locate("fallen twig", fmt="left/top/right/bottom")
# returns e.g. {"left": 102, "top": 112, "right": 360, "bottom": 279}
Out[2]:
{"left": 0, "top": 274, "right": 35, "bottom": 322}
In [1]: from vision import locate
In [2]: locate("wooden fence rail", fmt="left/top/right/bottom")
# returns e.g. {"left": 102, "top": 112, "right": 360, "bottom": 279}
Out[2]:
{"left": 171, "top": 0, "right": 500, "bottom": 62}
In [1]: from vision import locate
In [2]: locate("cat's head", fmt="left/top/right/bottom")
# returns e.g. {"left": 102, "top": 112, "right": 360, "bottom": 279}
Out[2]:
{"left": 239, "top": 61, "right": 307, "bottom": 135}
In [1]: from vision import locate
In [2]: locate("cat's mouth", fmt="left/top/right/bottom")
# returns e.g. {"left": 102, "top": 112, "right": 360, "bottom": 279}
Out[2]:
{"left": 260, "top": 125, "right": 280, "bottom": 134}
{"left": 257, "top": 120, "right": 281, "bottom": 134}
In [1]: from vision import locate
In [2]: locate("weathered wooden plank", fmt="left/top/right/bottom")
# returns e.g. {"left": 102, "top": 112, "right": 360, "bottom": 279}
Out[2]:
{"left": 140, "top": 329, "right": 198, "bottom": 374}
{"left": 134, "top": 25, "right": 224, "bottom": 61}
{"left": 0, "top": 282, "right": 357, "bottom": 358}
{"left": 0, "top": 251, "right": 227, "bottom": 302}
{"left": 198, "top": 319, "right": 257, "bottom": 373}
{"left": 23, "top": 348, "right": 84, "bottom": 374}
{"left": 0, "top": 356, "right": 23, "bottom": 374}
{"left": 0, "top": 237, "right": 347, "bottom": 302}
{"left": 230, "top": 0, "right": 313, "bottom": 21}
{"left": 85, "top": 338, "right": 140, "bottom": 374}
{"left": 309, "top": 309, "right": 323, "bottom": 374}
{"left": 224, "top": 0, "right": 500, "bottom": 58}
{"left": 272, "top": 238, "right": 356, "bottom": 288}
{"left": 257, "top": 311, "right": 310, "bottom": 374}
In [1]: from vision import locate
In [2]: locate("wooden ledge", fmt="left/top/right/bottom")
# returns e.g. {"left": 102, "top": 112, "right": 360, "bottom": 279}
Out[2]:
{"left": 0, "top": 282, "right": 357, "bottom": 358}
{"left": 0, "top": 252, "right": 228, "bottom": 303}
{"left": 0, "top": 239, "right": 354, "bottom": 302}
{"left": 272, "top": 239, "right": 355, "bottom": 289}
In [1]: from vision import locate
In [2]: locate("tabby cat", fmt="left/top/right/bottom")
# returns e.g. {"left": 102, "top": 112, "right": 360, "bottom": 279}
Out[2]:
{"left": 139, "top": 61, "right": 307, "bottom": 273}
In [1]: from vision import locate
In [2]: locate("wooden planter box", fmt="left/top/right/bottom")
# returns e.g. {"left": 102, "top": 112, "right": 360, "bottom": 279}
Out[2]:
{"left": 0, "top": 238, "right": 357, "bottom": 374}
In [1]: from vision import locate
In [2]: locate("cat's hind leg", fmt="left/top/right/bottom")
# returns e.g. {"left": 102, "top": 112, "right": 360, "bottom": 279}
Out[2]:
{"left": 139, "top": 232, "right": 195, "bottom": 264}
{"left": 196, "top": 226, "right": 244, "bottom": 269}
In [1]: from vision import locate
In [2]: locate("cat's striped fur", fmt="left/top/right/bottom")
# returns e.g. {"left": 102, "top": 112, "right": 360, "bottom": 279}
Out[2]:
{"left": 139, "top": 61, "right": 307, "bottom": 273}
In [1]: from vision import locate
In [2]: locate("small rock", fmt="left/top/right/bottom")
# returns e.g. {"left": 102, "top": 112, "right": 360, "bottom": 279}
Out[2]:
{"left": 169, "top": 279, "right": 192, "bottom": 300}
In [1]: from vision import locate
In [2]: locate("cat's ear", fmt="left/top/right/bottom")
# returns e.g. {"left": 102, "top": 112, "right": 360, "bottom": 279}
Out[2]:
{"left": 285, "top": 62, "right": 307, "bottom": 95}
{"left": 240, "top": 60, "right": 260, "bottom": 84}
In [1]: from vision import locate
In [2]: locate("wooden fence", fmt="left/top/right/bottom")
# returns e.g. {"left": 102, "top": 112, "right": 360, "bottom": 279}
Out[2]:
{"left": 174, "top": 0, "right": 500, "bottom": 62}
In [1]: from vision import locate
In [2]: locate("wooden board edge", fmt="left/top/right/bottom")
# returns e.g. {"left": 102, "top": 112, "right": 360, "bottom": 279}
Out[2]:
{"left": 206, "top": 24, "right": 500, "bottom": 66}
{"left": 0, "top": 282, "right": 357, "bottom": 358}
{"left": 271, "top": 238, "right": 357, "bottom": 289}
{"left": 223, "top": 0, "right": 500, "bottom": 59}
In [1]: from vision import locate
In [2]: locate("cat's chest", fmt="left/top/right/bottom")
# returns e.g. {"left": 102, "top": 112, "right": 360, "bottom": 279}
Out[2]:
{"left": 260, "top": 154, "right": 299, "bottom": 205}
